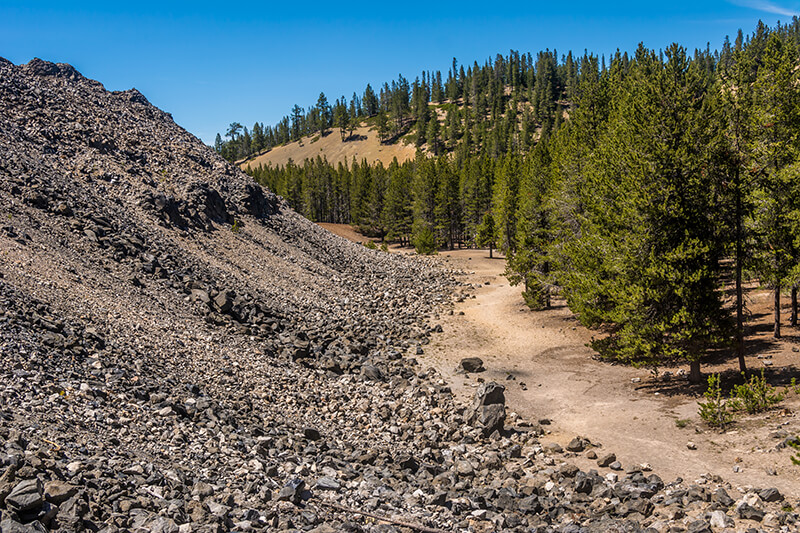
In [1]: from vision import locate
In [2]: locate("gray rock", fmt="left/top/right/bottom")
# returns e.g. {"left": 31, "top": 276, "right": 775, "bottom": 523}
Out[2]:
{"left": 566, "top": 437, "right": 586, "bottom": 452}
{"left": 597, "top": 453, "right": 616, "bottom": 467}
{"left": 543, "top": 442, "right": 563, "bottom": 454}
{"left": 191, "top": 289, "right": 211, "bottom": 305}
{"left": 43, "top": 480, "right": 78, "bottom": 505}
{"left": 5, "top": 478, "right": 43, "bottom": 513}
{"left": 0, "top": 519, "right": 48, "bottom": 533}
{"left": 574, "top": 477, "right": 593, "bottom": 494}
{"left": 277, "top": 478, "right": 305, "bottom": 503}
{"left": 213, "top": 290, "right": 234, "bottom": 313}
{"left": 476, "top": 403, "right": 505, "bottom": 436}
{"left": 685, "top": 519, "right": 712, "bottom": 533}
{"left": 303, "top": 427, "right": 321, "bottom": 441}
{"left": 314, "top": 477, "right": 340, "bottom": 491}
{"left": 361, "top": 364, "right": 384, "bottom": 381}
{"left": 737, "top": 503, "right": 764, "bottom": 521}
{"left": 460, "top": 357, "right": 484, "bottom": 373}
{"left": 615, "top": 498, "right": 653, "bottom": 517}
{"left": 758, "top": 487, "right": 783, "bottom": 502}
{"left": 711, "top": 487, "right": 735, "bottom": 508}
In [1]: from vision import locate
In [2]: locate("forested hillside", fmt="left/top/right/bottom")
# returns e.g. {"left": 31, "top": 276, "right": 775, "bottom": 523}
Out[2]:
{"left": 221, "top": 20, "right": 800, "bottom": 379}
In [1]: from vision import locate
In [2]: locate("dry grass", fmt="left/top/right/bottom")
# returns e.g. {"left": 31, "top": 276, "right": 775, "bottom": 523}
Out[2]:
{"left": 240, "top": 125, "right": 417, "bottom": 170}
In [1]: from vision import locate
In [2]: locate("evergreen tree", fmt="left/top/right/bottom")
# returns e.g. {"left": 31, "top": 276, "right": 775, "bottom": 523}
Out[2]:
{"left": 749, "top": 32, "right": 800, "bottom": 339}
{"left": 476, "top": 212, "right": 497, "bottom": 258}
{"left": 506, "top": 143, "right": 553, "bottom": 309}
{"left": 316, "top": 93, "right": 331, "bottom": 135}
{"left": 363, "top": 84, "right": 379, "bottom": 117}
{"left": 562, "top": 44, "right": 729, "bottom": 382}
{"left": 491, "top": 153, "right": 521, "bottom": 254}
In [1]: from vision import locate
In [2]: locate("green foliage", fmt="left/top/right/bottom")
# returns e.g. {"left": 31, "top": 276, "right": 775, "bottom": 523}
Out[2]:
{"left": 380, "top": 242, "right": 389, "bottom": 252}
{"left": 674, "top": 419, "right": 690, "bottom": 429}
{"left": 363, "top": 240, "right": 377, "bottom": 250}
{"left": 698, "top": 374, "right": 734, "bottom": 429}
{"left": 790, "top": 438, "right": 800, "bottom": 466}
{"left": 241, "top": 22, "right": 800, "bottom": 381}
{"left": 476, "top": 212, "right": 497, "bottom": 253}
{"left": 231, "top": 218, "right": 242, "bottom": 233}
{"left": 412, "top": 220, "right": 437, "bottom": 255}
{"left": 728, "top": 369, "right": 785, "bottom": 414}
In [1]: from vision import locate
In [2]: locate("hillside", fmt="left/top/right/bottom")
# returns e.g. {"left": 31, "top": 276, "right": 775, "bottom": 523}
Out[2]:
{"left": 240, "top": 124, "right": 417, "bottom": 170}
{"left": 0, "top": 57, "right": 796, "bottom": 533}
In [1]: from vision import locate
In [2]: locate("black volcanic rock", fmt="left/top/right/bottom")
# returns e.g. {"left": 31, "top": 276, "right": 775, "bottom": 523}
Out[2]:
{"left": 0, "top": 58, "right": 795, "bottom": 533}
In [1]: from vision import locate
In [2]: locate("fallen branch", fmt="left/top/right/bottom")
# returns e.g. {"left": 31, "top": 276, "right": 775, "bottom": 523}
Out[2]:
{"left": 316, "top": 500, "right": 450, "bottom": 533}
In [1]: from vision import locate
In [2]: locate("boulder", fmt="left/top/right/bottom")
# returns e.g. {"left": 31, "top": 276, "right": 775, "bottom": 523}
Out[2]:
{"left": 5, "top": 478, "right": 43, "bottom": 513}
{"left": 460, "top": 357, "right": 484, "bottom": 373}
{"left": 467, "top": 382, "right": 506, "bottom": 436}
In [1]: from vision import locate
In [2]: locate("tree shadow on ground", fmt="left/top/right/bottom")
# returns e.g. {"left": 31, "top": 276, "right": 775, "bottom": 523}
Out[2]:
{"left": 634, "top": 364, "right": 800, "bottom": 399}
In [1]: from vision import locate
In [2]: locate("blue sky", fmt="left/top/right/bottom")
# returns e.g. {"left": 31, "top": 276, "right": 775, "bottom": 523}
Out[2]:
{"left": 1, "top": 1, "right": 798, "bottom": 144}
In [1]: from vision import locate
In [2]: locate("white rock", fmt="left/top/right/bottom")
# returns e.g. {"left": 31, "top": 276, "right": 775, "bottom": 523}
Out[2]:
{"left": 710, "top": 510, "right": 734, "bottom": 529}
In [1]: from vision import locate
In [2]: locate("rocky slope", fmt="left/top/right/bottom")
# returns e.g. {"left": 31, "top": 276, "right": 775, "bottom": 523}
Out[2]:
{"left": 0, "top": 57, "right": 797, "bottom": 533}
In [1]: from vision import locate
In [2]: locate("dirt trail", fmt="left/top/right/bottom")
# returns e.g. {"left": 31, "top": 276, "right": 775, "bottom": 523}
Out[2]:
{"left": 421, "top": 249, "right": 800, "bottom": 498}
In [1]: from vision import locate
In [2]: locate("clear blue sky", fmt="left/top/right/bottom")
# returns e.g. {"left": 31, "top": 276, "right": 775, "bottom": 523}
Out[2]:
{"left": 1, "top": 1, "right": 797, "bottom": 144}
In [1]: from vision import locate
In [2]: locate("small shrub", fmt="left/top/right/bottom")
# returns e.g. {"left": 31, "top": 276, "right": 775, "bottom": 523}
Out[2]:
{"left": 363, "top": 241, "right": 377, "bottom": 250}
{"left": 231, "top": 219, "right": 242, "bottom": 233}
{"left": 412, "top": 223, "right": 437, "bottom": 255}
{"left": 380, "top": 243, "right": 389, "bottom": 252}
{"left": 698, "top": 374, "right": 734, "bottom": 429}
{"left": 675, "top": 419, "right": 690, "bottom": 429}
{"left": 790, "top": 438, "right": 800, "bottom": 466}
{"left": 791, "top": 377, "right": 800, "bottom": 395}
{"left": 729, "top": 369, "right": 784, "bottom": 414}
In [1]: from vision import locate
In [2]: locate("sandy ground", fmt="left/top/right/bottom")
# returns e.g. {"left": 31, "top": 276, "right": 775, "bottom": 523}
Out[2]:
{"left": 239, "top": 125, "right": 417, "bottom": 170}
{"left": 319, "top": 224, "right": 800, "bottom": 499}
{"left": 425, "top": 249, "right": 800, "bottom": 499}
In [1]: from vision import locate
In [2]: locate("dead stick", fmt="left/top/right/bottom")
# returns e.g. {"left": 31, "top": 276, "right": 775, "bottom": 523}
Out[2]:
{"left": 316, "top": 500, "right": 449, "bottom": 533}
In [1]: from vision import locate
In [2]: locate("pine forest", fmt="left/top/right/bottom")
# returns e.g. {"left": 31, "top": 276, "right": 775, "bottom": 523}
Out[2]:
{"left": 215, "top": 20, "right": 800, "bottom": 380}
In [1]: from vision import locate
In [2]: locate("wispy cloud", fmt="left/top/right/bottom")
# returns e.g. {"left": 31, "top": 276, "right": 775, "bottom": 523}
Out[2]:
{"left": 729, "top": 0, "right": 800, "bottom": 17}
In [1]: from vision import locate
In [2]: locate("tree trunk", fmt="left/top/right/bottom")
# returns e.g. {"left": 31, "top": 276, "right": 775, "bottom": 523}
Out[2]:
{"left": 792, "top": 286, "right": 797, "bottom": 327}
{"left": 543, "top": 261, "right": 551, "bottom": 309}
{"left": 735, "top": 175, "right": 746, "bottom": 372}
{"left": 774, "top": 285, "right": 782, "bottom": 339}
{"left": 489, "top": 244, "right": 493, "bottom": 259}
{"left": 689, "top": 360, "right": 702, "bottom": 384}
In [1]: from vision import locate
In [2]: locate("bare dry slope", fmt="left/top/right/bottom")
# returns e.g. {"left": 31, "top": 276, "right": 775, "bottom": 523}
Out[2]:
{"left": 239, "top": 125, "right": 417, "bottom": 170}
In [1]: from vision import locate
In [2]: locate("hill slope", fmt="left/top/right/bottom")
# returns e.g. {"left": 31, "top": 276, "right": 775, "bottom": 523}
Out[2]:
{"left": 0, "top": 57, "right": 793, "bottom": 533}
{"left": 240, "top": 124, "right": 417, "bottom": 170}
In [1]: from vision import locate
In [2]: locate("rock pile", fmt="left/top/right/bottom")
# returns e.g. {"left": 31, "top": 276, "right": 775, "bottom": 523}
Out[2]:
{"left": 0, "top": 57, "right": 797, "bottom": 532}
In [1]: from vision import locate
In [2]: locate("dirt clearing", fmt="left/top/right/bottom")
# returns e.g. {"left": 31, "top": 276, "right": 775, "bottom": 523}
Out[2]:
{"left": 422, "top": 249, "right": 800, "bottom": 498}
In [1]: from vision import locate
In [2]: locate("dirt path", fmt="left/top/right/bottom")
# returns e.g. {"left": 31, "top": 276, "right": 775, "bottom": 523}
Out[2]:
{"left": 421, "top": 249, "right": 800, "bottom": 498}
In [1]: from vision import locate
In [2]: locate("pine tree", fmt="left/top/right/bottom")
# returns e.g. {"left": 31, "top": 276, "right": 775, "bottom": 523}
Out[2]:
{"left": 491, "top": 153, "right": 521, "bottom": 254}
{"left": 376, "top": 110, "right": 390, "bottom": 143}
{"left": 476, "top": 212, "right": 497, "bottom": 258}
{"left": 749, "top": 32, "right": 800, "bottom": 339}
{"left": 561, "top": 44, "right": 729, "bottom": 382}
{"left": 506, "top": 143, "right": 553, "bottom": 309}
{"left": 434, "top": 156, "right": 461, "bottom": 248}
{"left": 316, "top": 93, "right": 331, "bottom": 135}
{"left": 382, "top": 160, "right": 414, "bottom": 245}
{"left": 363, "top": 84, "right": 379, "bottom": 117}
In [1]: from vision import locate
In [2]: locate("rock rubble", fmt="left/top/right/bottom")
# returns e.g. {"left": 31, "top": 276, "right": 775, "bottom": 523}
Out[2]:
{"left": 0, "top": 57, "right": 797, "bottom": 532}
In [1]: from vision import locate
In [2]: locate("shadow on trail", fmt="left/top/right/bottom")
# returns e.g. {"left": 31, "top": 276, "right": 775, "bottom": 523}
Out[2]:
{"left": 634, "top": 364, "right": 800, "bottom": 399}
